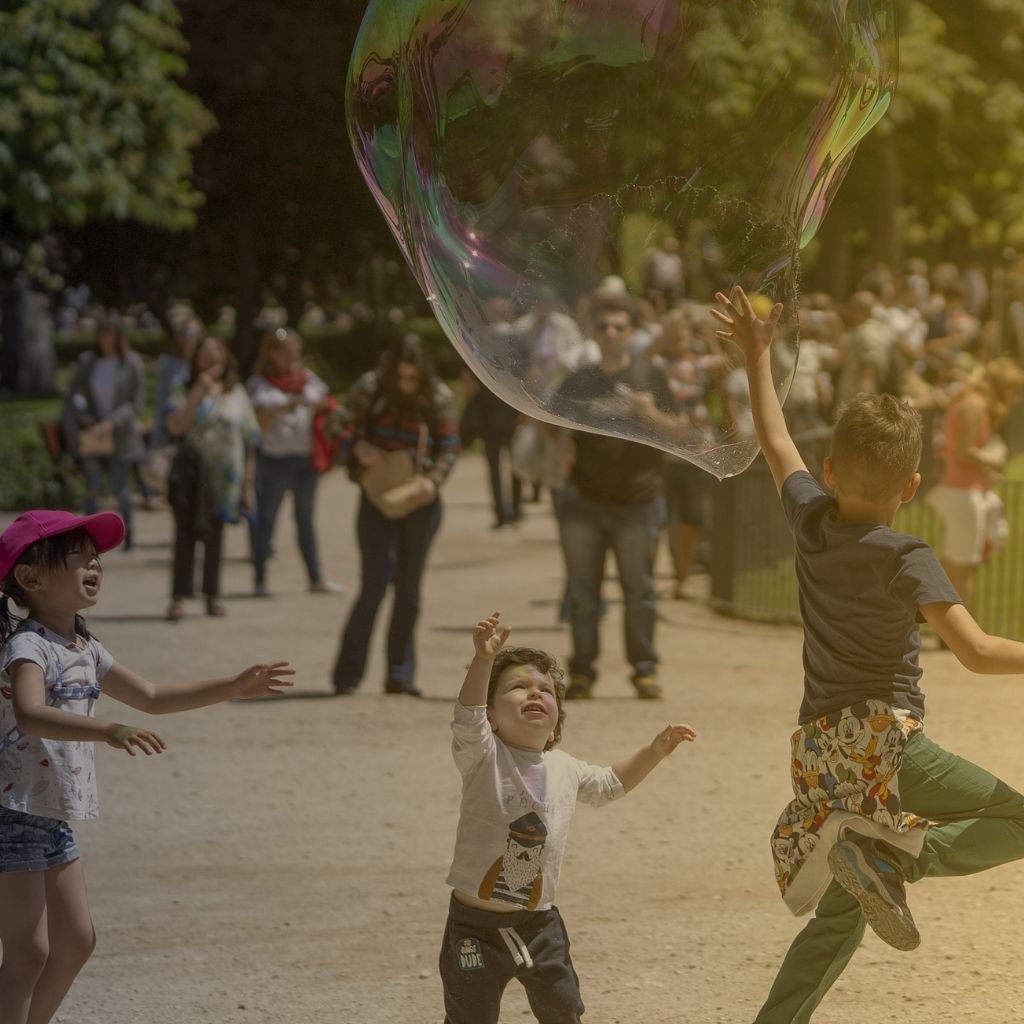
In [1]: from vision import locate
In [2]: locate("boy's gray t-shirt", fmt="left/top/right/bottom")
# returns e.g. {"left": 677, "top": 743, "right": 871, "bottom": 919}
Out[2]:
{"left": 782, "top": 471, "right": 961, "bottom": 724}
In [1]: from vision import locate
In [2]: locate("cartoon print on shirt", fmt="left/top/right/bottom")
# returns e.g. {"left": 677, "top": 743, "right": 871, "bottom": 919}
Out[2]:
{"left": 478, "top": 811, "right": 547, "bottom": 909}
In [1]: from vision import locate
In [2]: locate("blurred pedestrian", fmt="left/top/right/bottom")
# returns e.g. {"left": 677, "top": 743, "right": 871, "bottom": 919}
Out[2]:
{"left": 926, "top": 357, "right": 1024, "bottom": 613}
{"left": 247, "top": 328, "right": 340, "bottom": 596}
{"left": 331, "top": 334, "right": 460, "bottom": 696}
{"left": 61, "top": 316, "right": 146, "bottom": 549}
{"left": 164, "top": 336, "right": 260, "bottom": 621}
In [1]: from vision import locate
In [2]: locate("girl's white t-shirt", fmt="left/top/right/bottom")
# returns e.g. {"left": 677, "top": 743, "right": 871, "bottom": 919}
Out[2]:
{"left": 0, "top": 620, "right": 113, "bottom": 821}
{"left": 446, "top": 703, "right": 623, "bottom": 911}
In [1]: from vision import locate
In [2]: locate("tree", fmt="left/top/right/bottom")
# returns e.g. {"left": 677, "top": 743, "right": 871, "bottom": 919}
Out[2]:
{"left": 0, "top": 0, "right": 213, "bottom": 392}
{"left": 811, "top": 0, "right": 1024, "bottom": 290}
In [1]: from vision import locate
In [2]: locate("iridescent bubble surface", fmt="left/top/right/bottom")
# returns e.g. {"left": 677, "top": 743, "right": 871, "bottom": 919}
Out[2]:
{"left": 348, "top": 0, "right": 897, "bottom": 478}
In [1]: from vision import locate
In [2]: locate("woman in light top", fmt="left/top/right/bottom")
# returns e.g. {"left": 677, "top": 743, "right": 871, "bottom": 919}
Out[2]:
{"left": 247, "top": 328, "right": 339, "bottom": 596}
{"left": 164, "top": 336, "right": 259, "bottom": 621}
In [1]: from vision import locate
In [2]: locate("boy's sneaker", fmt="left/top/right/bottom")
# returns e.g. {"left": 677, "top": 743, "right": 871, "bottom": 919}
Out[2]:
{"left": 827, "top": 835, "right": 920, "bottom": 951}
{"left": 631, "top": 675, "right": 663, "bottom": 700}
{"left": 565, "top": 674, "right": 594, "bottom": 700}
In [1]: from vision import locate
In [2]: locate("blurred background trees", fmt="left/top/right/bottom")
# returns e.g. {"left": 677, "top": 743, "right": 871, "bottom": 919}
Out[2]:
{"left": 3, "top": 0, "right": 1024, "bottom": 391}
{"left": 0, "top": 0, "right": 213, "bottom": 392}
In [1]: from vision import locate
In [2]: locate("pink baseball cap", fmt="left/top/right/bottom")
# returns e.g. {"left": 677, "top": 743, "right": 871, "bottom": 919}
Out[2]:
{"left": 0, "top": 510, "right": 126, "bottom": 584}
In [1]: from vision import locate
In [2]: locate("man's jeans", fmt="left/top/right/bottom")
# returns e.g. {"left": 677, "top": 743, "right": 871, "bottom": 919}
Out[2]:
{"left": 754, "top": 730, "right": 1024, "bottom": 1023}
{"left": 555, "top": 483, "right": 664, "bottom": 681}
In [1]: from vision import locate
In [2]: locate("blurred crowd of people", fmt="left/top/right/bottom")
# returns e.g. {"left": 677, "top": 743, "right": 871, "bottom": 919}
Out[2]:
{"left": 49, "top": 248, "right": 1024, "bottom": 696}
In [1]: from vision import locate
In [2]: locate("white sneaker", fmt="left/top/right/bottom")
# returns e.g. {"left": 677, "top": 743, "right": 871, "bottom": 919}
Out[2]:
{"left": 309, "top": 580, "right": 344, "bottom": 594}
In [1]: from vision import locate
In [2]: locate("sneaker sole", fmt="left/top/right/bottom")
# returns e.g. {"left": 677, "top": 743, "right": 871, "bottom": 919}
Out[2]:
{"left": 827, "top": 843, "right": 920, "bottom": 952}
{"left": 631, "top": 681, "right": 663, "bottom": 700}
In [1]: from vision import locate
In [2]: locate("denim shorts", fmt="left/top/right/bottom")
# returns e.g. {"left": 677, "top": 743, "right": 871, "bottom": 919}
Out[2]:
{"left": 0, "top": 806, "right": 80, "bottom": 873}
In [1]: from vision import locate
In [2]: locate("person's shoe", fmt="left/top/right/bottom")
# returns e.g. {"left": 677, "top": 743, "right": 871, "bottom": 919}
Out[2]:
{"left": 384, "top": 681, "right": 423, "bottom": 697}
{"left": 165, "top": 600, "right": 184, "bottom": 622}
{"left": 309, "top": 580, "right": 345, "bottom": 594}
{"left": 827, "top": 836, "right": 920, "bottom": 951}
{"left": 333, "top": 683, "right": 358, "bottom": 696}
{"left": 205, "top": 597, "right": 227, "bottom": 617}
{"left": 253, "top": 581, "right": 270, "bottom": 598}
{"left": 631, "top": 675, "right": 663, "bottom": 700}
{"left": 565, "top": 674, "right": 594, "bottom": 700}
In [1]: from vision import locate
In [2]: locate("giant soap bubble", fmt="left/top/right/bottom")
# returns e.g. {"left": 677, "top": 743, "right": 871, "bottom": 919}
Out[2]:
{"left": 347, "top": 0, "right": 897, "bottom": 478}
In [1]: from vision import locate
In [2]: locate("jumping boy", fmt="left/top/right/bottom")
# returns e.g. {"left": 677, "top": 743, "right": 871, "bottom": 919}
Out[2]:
{"left": 713, "top": 287, "right": 1024, "bottom": 1023}
{"left": 440, "top": 610, "right": 695, "bottom": 1023}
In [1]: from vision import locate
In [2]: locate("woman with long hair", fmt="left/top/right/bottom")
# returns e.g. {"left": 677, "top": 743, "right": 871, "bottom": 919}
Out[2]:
{"left": 164, "top": 336, "right": 260, "bottom": 621}
{"left": 331, "top": 334, "right": 460, "bottom": 696}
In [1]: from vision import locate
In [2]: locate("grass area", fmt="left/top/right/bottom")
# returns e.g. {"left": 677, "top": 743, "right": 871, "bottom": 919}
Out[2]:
{"left": 730, "top": 487, "right": 1024, "bottom": 640}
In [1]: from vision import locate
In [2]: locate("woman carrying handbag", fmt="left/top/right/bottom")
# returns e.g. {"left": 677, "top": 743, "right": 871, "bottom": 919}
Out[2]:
{"left": 331, "top": 334, "right": 460, "bottom": 697}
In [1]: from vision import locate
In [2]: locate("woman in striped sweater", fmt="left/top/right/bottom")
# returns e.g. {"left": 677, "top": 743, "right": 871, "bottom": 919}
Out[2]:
{"left": 331, "top": 334, "right": 460, "bottom": 696}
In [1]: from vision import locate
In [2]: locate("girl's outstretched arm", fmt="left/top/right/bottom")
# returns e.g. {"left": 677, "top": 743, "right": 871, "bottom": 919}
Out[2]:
{"left": 102, "top": 661, "right": 294, "bottom": 714}
{"left": 10, "top": 660, "right": 165, "bottom": 755}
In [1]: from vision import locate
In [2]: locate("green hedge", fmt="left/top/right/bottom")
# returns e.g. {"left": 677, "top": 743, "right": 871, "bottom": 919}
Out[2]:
{"left": 0, "top": 414, "right": 82, "bottom": 511}
{"left": 53, "top": 317, "right": 464, "bottom": 393}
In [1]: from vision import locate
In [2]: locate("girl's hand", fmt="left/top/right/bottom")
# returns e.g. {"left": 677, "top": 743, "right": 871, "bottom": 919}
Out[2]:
{"left": 105, "top": 724, "right": 167, "bottom": 756}
{"left": 650, "top": 724, "right": 697, "bottom": 758}
{"left": 711, "top": 286, "right": 783, "bottom": 363}
{"left": 231, "top": 662, "right": 295, "bottom": 699}
{"left": 473, "top": 611, "right": 511, "bottom": 658}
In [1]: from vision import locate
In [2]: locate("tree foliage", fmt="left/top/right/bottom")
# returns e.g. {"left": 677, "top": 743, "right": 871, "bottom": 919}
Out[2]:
{"left": 827, "top": 0, "right": 1024, "bottom": 265}
{"left": 21, "top": 1, "right": 1024, "bottom": 315}
{"left": 0, "top": 0, "right": 214, "bottom": 282}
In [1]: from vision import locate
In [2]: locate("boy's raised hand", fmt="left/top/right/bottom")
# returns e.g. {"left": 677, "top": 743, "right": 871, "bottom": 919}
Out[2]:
{"left": 711, "top": 286, "right": 784, "bottom": 363}
{"left": 651, "top": 723, "right": 697, "bottom": 757}
{"left": 231, "top": 662, "right": 296, "bottom": 699}
{"left": 473, "top": 611, "right": 512, "bottom": 658}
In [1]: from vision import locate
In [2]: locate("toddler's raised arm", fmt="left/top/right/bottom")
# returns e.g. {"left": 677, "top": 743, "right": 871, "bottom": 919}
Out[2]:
{"left": 458, "top": 611, "right": 511, "bottom": 706}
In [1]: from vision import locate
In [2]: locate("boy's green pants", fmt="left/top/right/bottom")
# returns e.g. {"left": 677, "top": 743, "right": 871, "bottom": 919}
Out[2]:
{"left": 754, "top": 730, "right": 1024, "bottom": 1023}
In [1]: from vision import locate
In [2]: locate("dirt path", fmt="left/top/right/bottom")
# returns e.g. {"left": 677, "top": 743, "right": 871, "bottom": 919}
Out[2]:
{"left": 11, "top": 453, "right": 1024, "bottom": 1024}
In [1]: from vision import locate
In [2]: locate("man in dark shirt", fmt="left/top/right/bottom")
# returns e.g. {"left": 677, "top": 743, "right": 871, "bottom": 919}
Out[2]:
{"left": 552, "top": 293, "right": 678, "bottom": 700}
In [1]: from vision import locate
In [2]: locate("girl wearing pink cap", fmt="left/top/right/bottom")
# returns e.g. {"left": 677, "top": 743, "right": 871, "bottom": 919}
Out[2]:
{"left": 0, "top": 509, "right": 293, "bottom": 1024}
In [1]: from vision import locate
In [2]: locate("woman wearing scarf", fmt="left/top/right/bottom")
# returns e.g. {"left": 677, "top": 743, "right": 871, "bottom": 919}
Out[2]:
{"left": 247, "top": 327, "right": 340, "bottom": 597}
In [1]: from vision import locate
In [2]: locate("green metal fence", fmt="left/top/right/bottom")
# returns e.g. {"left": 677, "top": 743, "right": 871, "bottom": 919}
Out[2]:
{"left": 710, "top": 457, "right": 1024, "bottom": 640}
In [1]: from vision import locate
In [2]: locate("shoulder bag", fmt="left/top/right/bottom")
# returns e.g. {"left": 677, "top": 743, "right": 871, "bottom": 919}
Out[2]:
{"left": 359, "top": 423, "right": 435, "bottom": 519}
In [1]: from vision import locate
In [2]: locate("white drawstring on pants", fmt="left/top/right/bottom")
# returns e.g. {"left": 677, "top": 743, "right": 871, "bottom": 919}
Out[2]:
{"left": 498, "top": 926, "right": 534, "bottom": 969}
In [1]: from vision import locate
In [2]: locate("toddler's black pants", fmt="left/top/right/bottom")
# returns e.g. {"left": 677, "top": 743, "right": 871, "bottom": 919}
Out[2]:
{"left": 439, "top": 894, "right": 585, "bottom": 1024}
